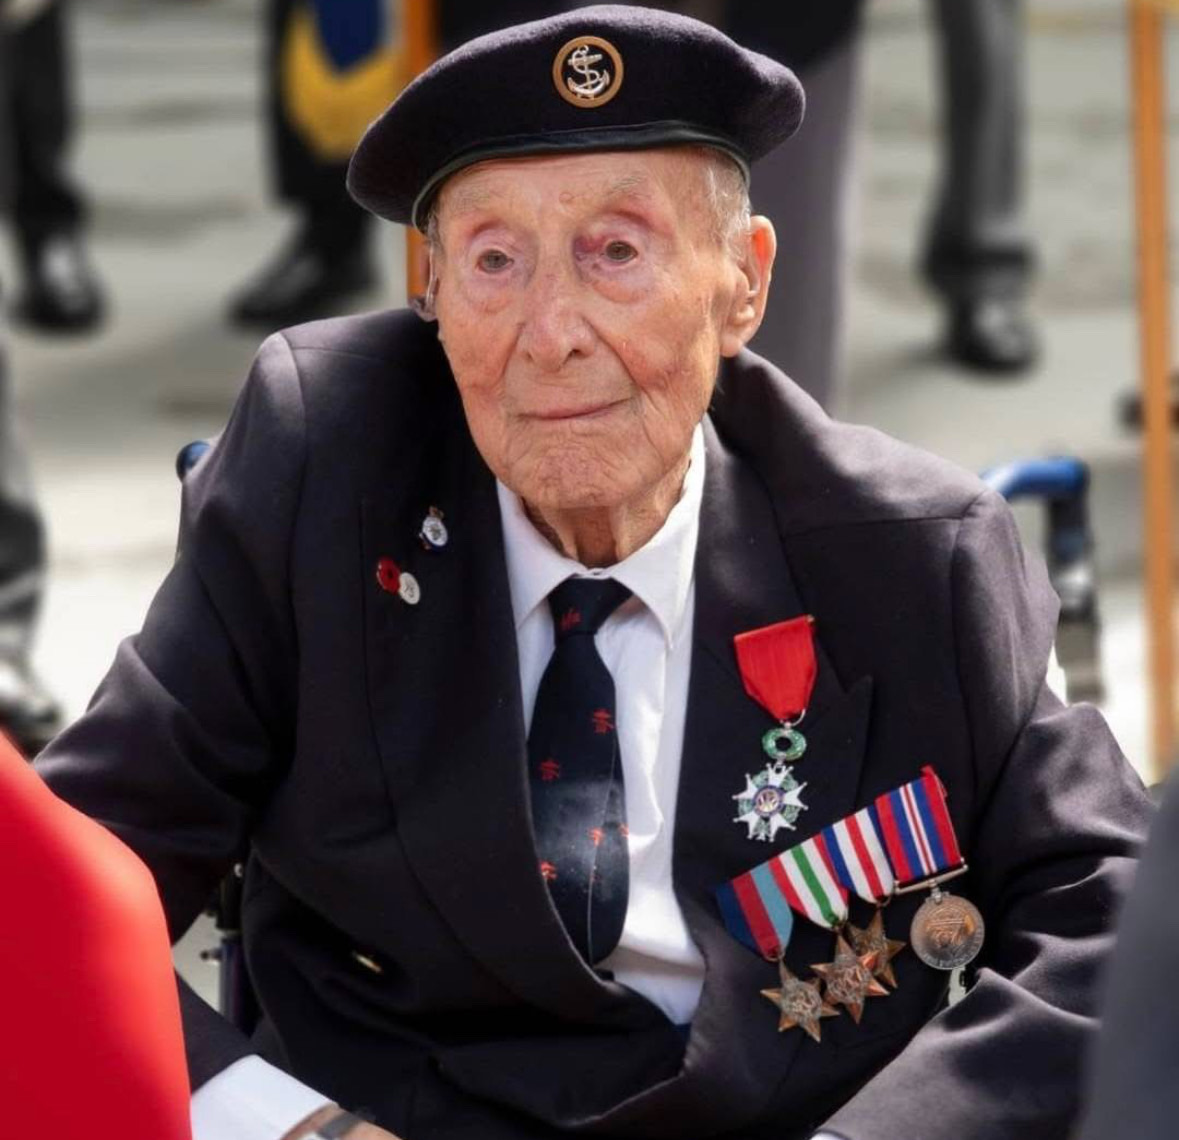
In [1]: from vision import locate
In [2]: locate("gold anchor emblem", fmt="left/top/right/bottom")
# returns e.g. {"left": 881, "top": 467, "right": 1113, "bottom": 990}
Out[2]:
{"left": 553, "top": 35, "right": 624, "bottom": 109}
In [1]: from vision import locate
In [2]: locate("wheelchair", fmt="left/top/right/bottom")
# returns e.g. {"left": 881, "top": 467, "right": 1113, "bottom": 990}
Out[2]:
{"left": 981, "top": 457, "right": 1103, "bottom": 706}
{"left": 175, "top": 440, "right": 1105, "bottom": 1030}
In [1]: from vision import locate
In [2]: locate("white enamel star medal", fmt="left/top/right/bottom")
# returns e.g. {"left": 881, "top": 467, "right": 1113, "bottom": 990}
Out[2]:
{"left": 733, "top": 763, "right": 807, "bottom": 842}
{"left": 731, "top": 617, "right": 817, "bottom": 842}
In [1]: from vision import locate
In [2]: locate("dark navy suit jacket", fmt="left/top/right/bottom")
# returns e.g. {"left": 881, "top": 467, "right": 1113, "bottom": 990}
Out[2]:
{"left": 38, "top": 310, "right": 1150, "bottom": 1140}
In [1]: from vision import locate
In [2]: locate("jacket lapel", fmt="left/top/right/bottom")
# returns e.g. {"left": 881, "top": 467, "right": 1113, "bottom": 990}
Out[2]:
{"left": 361, "top": 412, "right": 656, "bottom": 1028}
{"left": 685, "top": 418, "right": 873, "bottom": 841}
{"left": 586, "top": 417, "right": 876, "bottom": 1134}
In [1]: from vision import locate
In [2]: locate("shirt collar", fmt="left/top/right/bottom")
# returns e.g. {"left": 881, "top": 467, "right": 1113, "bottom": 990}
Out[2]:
{"left": 496, "top": 423, "right": 705, "bottom": 647}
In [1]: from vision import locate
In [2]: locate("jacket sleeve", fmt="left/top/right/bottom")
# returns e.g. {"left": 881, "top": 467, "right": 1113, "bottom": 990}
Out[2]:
{"left": 36, "top": 331, "right": 307, "bottom": 1087}
{"left": 824, "top": 489, "right": 1153, "bottom": 1140}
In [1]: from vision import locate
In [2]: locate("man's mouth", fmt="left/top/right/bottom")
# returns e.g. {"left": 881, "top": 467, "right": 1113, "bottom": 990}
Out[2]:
{"left": 526, "top": 398, "right": 629, "bottom": 422}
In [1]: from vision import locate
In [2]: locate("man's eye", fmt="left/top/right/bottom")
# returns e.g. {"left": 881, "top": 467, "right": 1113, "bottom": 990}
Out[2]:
{"left": 603, "top": 240, "right": 637, "bottom": 263}
{"left": 477, "top": 250, "right": 512, "bottom": 273}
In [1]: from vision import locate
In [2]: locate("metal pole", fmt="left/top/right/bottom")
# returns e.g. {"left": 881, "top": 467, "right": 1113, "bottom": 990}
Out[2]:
{"left": 1130, "top": 0, "right": 1177, "bottom": 781}
{"left": 402, "top": 0, "right": 438, "bottom": 298}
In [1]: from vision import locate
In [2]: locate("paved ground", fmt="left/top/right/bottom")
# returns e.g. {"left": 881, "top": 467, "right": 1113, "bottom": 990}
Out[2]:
{"left": 2, "top": 0, "right": 1168, "bottom": 999}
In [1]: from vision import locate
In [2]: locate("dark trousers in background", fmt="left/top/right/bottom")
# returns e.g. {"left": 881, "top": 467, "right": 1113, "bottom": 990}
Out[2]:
{"left": 923, "top": 0, "right": 1032, "bottom": 303}
{"left": 752, "top": 0, "right": 1032, "bottom": 406}
{"left": 0, "top": 18, "right": 51, "bottom": 664}
{"left": 6, "top": 0, "right": 85, "bottom": 260}
{"left": 265, "top": 0, "right": 369, "bottom": 253}
{"left": 749, "top": 34, "right": 860, "bottom": 413}
{"left": 0, "top": 343, "right": 47, "bottom": 663}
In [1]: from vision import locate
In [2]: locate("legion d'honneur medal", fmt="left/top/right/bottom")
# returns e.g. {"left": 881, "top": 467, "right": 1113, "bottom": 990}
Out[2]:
{"left": 730, "top": 617, "right": 817, "bottom": 842}
{"left": 875, "top": 767, "right": 985, "bottom": 971}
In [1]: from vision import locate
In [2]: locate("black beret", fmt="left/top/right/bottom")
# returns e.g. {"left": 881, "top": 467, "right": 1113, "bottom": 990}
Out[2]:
{"left": 347, "top": 5, "right": 805, "bottom": 230}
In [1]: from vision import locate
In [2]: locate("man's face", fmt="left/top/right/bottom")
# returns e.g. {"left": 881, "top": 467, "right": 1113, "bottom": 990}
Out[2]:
{"left": 431, "top": 149, "right": 769, "bottom": 512}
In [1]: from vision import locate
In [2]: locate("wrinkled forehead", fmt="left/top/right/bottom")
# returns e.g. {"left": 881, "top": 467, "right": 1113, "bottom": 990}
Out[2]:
{"left": 431, "top": 148, "right": 712, "bottom": 232}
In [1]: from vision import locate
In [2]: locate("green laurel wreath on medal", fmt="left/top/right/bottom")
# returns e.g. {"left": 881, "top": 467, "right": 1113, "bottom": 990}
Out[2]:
{"left": 762, "top": 721, "right": 806, "bottom": 763}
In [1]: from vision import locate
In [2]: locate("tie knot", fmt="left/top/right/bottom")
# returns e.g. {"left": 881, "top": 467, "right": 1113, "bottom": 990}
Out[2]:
{"left": 549, "top": 577, "right": 632, "bottom": 640}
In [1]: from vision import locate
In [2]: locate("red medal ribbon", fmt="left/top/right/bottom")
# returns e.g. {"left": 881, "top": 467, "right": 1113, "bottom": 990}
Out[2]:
{"left": 734, "top": 617, "right": 818, "bottom": 722}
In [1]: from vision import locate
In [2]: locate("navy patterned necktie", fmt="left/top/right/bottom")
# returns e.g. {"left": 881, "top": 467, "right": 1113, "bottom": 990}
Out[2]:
{"left": 527, "top": 577, "right": 632, "bottom": 964}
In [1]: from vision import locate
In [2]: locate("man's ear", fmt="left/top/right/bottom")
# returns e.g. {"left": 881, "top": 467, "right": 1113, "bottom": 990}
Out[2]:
{"left": 411, "top": 247, "right": 441, "bottom": 324}
{"left": 719, "top": 216, "right": 776, "bottom": 358}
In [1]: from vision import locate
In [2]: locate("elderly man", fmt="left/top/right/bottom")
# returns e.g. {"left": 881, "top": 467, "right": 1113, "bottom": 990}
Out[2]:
{"left": 38, "top": 8, "right": 1148, "bottom": 1140}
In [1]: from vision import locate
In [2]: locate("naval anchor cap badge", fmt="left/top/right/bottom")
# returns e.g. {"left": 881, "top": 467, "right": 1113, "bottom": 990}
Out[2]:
{"left": 553, "top": 35, "right": 624, "bottom": 109}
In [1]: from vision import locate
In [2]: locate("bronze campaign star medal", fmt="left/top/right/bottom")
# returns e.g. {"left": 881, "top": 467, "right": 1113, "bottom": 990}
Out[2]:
{"left": 848, "top": 910, "right": 907, "bottom": 989}
{"left": 761, "top": 960, "right": 839, "bottom": 1041}
{"left": 811, "top": 934, "right": 889, "bottom": 1024}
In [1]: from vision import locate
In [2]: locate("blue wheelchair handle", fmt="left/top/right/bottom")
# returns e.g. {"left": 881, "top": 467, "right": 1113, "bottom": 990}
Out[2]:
{"left": 981, "top": 457, "right": 1088, "bottom": 502}
{"left": 175, "top": 440, "right": 212, "bottom": 480}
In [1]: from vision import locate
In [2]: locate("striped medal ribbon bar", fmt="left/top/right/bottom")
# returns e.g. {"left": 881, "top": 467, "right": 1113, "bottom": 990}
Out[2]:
{"left": 870, "top": 766, "right": 963, "bottom": 887}
{"left": 782, "top": 835, "right": 850, "bottom": 929}
{"left": 717, "top": 835, "right": 848, "bottom": 958}
{"left": 820, "top": 808, "right": 895, "bottom": 904}
{"left": 716, "top": 864, "right": 796, "bottom": 960}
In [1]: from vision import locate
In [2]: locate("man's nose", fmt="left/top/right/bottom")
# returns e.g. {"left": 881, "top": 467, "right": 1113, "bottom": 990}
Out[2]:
{"left": 516, "top": 269, "right": 595, "bottom": 372}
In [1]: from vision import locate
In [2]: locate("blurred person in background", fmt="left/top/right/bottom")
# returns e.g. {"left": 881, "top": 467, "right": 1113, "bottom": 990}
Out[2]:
{"left": 0, "top": 0, "right": 105, "bottom": 332}
{"left": 226, "top": 0, "right": 400, "bottom": 329}
{"left": 921, "top": 0, "right": 1038, "bottom": 375}
{"left": 718, "top": 0, "right": 864, "bottom": 410}
{"left": 0, "top": 345, "right": 60, "bottom": 757}
{"left": 737, "top": 0, "right": 1037, "bottom": 406}
{"left": 0, "top": 16, "right": 65, "bottom": 756}
{"left": 229, "top": 0, "right": 558, "bottom": 332}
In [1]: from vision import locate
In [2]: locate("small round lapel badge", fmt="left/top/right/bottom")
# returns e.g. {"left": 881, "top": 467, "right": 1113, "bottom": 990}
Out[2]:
{"left": 553, "top": 35, "right": 624, "bottom": 109}
{"left": 376, "top": 557, "right": 421, "bottom": 605}
{"left": 376, "top": 557, "right": 401, "bottom": 595}
{"left": 419, "top": 506, "right": 448, "bottom": 550}
{"left": 397, "top": 571, "right": 422, "bottom": 606}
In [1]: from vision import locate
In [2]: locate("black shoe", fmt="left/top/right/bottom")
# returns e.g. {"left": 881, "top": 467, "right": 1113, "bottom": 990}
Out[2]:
{"left": 228, "top": 231, "right": 378, "bottom": 331}
{"left": 14, "top": 234, "right": 107, "bottom": 334}
{"left": 0, "top": 658, "right": 62, "bottom": 758}
{"left": 944, "top": 296, "right": 1039, "bottom": 374}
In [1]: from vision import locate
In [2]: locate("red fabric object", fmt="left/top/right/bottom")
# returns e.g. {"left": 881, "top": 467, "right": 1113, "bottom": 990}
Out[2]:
{"left": 0, "top": 738, "right": 191, "bottom": 1140}
{"left": 733, "top": 616, "right": 818, "bottom": 721}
